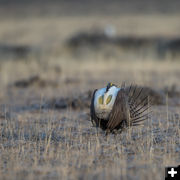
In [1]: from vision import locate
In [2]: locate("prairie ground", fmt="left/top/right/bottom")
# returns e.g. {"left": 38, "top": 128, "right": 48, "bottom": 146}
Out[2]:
{"left": 0, "top": 1, "right": 180, "bottom": 180}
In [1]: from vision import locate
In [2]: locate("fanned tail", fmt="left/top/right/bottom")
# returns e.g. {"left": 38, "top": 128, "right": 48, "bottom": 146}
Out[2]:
{"left": 126, "top": 84, "right": 151, "bottom": 127}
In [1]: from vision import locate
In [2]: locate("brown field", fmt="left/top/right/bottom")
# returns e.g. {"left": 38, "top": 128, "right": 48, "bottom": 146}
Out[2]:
{"left": 0, "top": 1, "right": 180, "bottom": 180}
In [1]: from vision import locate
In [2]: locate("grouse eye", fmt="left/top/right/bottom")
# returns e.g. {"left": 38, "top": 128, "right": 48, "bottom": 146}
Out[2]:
{"left": 98, "top": 96, "right": 104, "bottom": 104}
{"left": 106, "top": 95, "right": 112, "bottom": 105}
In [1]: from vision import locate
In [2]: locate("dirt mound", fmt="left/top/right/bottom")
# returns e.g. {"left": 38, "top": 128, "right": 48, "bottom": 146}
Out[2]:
{"left": 0, "top": 44, "right": 32, "bottom": 59}
{"left": 65, "top": 32, "right": 180, "bottom": 59}
{"left": 44, "top": 91, "right": 92, "bottom": 110}
{"left": 13, "top": 75, "right": 58, "bottom": 88}
{"left": 43, "top": 86, "right": 165, "bottom": 111}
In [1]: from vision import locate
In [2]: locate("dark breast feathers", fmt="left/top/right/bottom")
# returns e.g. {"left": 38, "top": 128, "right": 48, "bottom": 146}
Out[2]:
{"left": 90, "top": 85, "right": 150, "bottom": 133}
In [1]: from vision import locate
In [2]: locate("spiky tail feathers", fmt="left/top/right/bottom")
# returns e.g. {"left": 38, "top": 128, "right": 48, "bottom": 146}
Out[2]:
{"left": 125, "top": 84, "right": 151, "bottom": 127}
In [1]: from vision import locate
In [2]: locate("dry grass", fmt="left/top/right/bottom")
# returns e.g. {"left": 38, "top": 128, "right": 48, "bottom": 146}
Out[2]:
{"left": 0, "top": 104, "right": 180, "bottom": 180}
{"left": 0, "top": 5, "right": 180, "bottom": 179}
{"left": 0, "top": 58, "right": 180, "bottom": 180}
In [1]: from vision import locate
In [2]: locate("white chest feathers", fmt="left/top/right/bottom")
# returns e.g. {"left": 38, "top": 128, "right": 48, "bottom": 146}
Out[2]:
{"left": 94, "top": 86, "right": 120, "bottom": 120}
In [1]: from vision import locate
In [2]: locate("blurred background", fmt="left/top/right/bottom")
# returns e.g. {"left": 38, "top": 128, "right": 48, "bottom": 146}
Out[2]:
{"left": 0, "top": 0, "right": 180, "bottom": 100}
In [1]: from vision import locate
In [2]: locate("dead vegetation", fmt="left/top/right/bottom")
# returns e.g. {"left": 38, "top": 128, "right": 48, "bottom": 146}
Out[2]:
{"left": 0, "top": 102, "right": 180, "bottom": 180}
{"left": 0, "top": 1, "right": 180, "bottom": 179}
{"left": 0, "top": 58, "right": 180, "bottom": 180}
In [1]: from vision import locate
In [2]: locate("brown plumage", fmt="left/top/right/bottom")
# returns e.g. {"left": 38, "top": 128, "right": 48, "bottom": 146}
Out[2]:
{"left": 90, "top": 83, "right": 151, "bottom": 133}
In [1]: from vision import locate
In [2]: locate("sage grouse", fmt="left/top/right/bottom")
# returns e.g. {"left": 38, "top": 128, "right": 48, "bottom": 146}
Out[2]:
{"left": 90, "top": 83, "right": 150, "bottom": 132}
